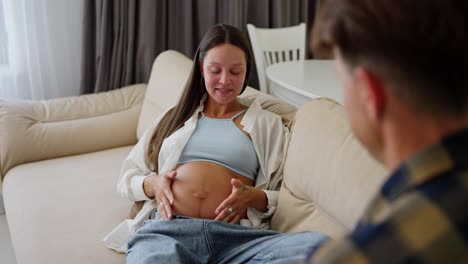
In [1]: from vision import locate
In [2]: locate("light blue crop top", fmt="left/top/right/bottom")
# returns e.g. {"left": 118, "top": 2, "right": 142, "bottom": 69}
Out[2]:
{"left": 178, "top": 109, "right": 259, "bottom": 180}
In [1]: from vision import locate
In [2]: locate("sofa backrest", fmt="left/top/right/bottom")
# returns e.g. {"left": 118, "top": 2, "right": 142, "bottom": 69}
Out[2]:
{"left": 271, "top": 99, "right": 388, "bottom": 238}
{"left": 137, "top": 50, "right": 193, "bottom": 139}
{"left": 0, "top": 85, "right": 145, "bottom": 190}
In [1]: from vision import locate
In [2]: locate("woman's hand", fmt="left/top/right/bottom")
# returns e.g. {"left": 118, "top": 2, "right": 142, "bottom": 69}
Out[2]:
{"left": 215, "top": 178, "right": 259, "bottom": 224}
{"left": 143, "top": 171, "right": 177, "bottom": 220}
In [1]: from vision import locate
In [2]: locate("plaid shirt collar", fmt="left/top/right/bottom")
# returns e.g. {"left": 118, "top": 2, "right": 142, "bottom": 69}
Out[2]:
{"left": 358, "top": 128, "right": 468, "bottom": 226}
{"left": 380, "top": 129, "right": 468, "bottom": 202}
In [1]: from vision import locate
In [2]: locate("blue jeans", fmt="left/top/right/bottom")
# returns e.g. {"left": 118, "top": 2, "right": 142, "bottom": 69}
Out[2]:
{"left": 127, "top": 211, "right": 328, "bottom": 263}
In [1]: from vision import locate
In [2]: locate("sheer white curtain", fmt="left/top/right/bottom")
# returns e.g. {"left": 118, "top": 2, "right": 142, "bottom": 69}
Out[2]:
{"left": 0, "top": 0, "right": 83, "bottom": 100}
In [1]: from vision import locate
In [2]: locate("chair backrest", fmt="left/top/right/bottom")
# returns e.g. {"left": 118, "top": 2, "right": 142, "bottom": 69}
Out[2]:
{"left": 247, "top": 23, "right": 306, "bottom": 93}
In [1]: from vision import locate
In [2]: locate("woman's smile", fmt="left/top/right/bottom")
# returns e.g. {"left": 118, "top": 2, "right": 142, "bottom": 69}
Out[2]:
{"left": 215, "top": 88, "right": 234, "bottom": 96}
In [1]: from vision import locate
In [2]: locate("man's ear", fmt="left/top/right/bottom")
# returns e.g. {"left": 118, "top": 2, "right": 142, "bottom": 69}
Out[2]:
{"left": 354, "top": 67, "right": 386, "bottom": 121}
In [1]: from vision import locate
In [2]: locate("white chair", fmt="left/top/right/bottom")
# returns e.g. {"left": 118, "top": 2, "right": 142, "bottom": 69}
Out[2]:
{"left": 247, "top": 23, "right": 306, "bottom": 94}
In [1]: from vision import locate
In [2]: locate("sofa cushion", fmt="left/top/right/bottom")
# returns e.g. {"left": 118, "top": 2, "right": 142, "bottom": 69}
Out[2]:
{"left": 271, "top": 99, "right": 388, "bottom": 237}
{"left": 137, "top": 50, "right": 297, "bottom": 139}
{"left": 3, "top": 146, "right": 133, "bottom": 264}
{"left": 136, "top": 50, "right": 193, "bottom": 139}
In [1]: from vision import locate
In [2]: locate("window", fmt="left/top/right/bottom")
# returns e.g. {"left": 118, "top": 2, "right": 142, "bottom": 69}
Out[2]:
{"left": 0, "top": 0, "right": 9, "bottom": 66}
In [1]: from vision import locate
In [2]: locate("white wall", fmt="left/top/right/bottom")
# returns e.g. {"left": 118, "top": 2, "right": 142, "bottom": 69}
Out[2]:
{"left": 0, "top": 0, "right": 84, "bottom": 99}
{"left": 43, "top": 0, "right": 84, "bottom": 98}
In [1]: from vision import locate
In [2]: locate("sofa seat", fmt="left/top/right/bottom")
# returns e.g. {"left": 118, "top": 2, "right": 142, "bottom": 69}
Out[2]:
{"left": 3, "top": 146, "right": 132, "bottom": 264}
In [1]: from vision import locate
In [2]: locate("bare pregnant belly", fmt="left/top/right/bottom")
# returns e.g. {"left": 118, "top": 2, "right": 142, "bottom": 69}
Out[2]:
{"left": 171, "top": 161, "right": 253, "bottom": 219}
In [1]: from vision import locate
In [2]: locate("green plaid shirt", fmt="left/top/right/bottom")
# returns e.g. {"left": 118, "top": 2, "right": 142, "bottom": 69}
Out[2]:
{"left": 307, "top": 129, "right": 468, "bottom": 263}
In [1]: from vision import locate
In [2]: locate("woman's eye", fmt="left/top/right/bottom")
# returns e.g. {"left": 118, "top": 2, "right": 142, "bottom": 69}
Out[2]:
{"left": 231, "top": 70, "right": 241, "bottom": 75}
{"left": 210, "top": 69, "right": 221, "bottom": 74}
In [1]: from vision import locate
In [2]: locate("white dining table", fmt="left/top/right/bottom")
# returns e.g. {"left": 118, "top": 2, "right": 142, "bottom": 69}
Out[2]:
{"left": 265, "top": 60, "right": 342, "bottom": 107}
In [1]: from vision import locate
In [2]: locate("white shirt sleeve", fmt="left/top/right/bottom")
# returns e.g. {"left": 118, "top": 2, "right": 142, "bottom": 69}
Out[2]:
{"left": 247, "top": 105, "right": 288, "bottom": 222}
{"left": 116, "top": 112, "right": 168, "bottom": 201}
{"left": 117, "top": 128, "right": 154, "bottom": 201}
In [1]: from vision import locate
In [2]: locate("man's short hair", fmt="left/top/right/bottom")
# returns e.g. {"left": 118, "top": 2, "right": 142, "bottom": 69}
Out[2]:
{"left": 312, "top": 0, "right": 465, "bottom": 117}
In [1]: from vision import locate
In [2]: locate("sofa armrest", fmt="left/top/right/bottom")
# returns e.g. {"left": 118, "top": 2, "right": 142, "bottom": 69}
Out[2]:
{"left": 0, "top": 84, "right": 147, "bottom": 188}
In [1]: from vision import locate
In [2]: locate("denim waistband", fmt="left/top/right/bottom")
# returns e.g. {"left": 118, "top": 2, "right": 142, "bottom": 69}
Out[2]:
{"left": 149, "top": 208, "right": 193, "bottom": 220}
{"left": 148, "top": 208, "right": 241, "bottom": 225}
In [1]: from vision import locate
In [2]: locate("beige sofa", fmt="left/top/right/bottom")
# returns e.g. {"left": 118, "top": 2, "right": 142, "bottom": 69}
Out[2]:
{"left": 0, "top": 50, "right": 387, "bottom": 263}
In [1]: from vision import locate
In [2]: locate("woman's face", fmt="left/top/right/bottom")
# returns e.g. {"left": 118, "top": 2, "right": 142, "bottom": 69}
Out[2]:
{"left": 201, "top": 43, "right": 247, "bottom": 105}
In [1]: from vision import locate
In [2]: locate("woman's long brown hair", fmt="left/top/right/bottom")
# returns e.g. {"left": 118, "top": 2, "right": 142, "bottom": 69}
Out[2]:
{"left": 146, "top": 24, "right": 254, "bottom": 172}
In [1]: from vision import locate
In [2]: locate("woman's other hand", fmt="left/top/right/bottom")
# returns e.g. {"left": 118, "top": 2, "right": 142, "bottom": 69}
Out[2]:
{"left": 215, "top": 178, "right": 264, "bottom": 224}
{"left": 143, "top": 171, "right": 177, "bottom": 220}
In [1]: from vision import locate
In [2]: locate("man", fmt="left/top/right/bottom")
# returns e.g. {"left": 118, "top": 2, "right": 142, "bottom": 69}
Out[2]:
{"left": 306, "top": 0, "right": 467, "bottom": 263}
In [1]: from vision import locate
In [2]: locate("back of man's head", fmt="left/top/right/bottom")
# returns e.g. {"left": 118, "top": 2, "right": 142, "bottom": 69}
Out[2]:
{"left": 312, "top": 0, "right": 465, "bottom": 118}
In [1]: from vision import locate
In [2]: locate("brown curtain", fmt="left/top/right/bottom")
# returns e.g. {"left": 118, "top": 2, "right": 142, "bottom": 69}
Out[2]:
{"left": 80, "top": 0, "right": 317, "bottom": 94}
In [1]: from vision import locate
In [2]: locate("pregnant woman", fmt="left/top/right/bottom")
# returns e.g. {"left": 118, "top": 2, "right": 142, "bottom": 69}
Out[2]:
{"left": 105, "top": 24, "right": 327, "bottom": 263}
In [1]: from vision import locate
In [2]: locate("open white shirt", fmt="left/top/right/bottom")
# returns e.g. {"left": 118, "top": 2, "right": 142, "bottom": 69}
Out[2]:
{"left": 104, "top": 95, "right": 288, "bottom": 253}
